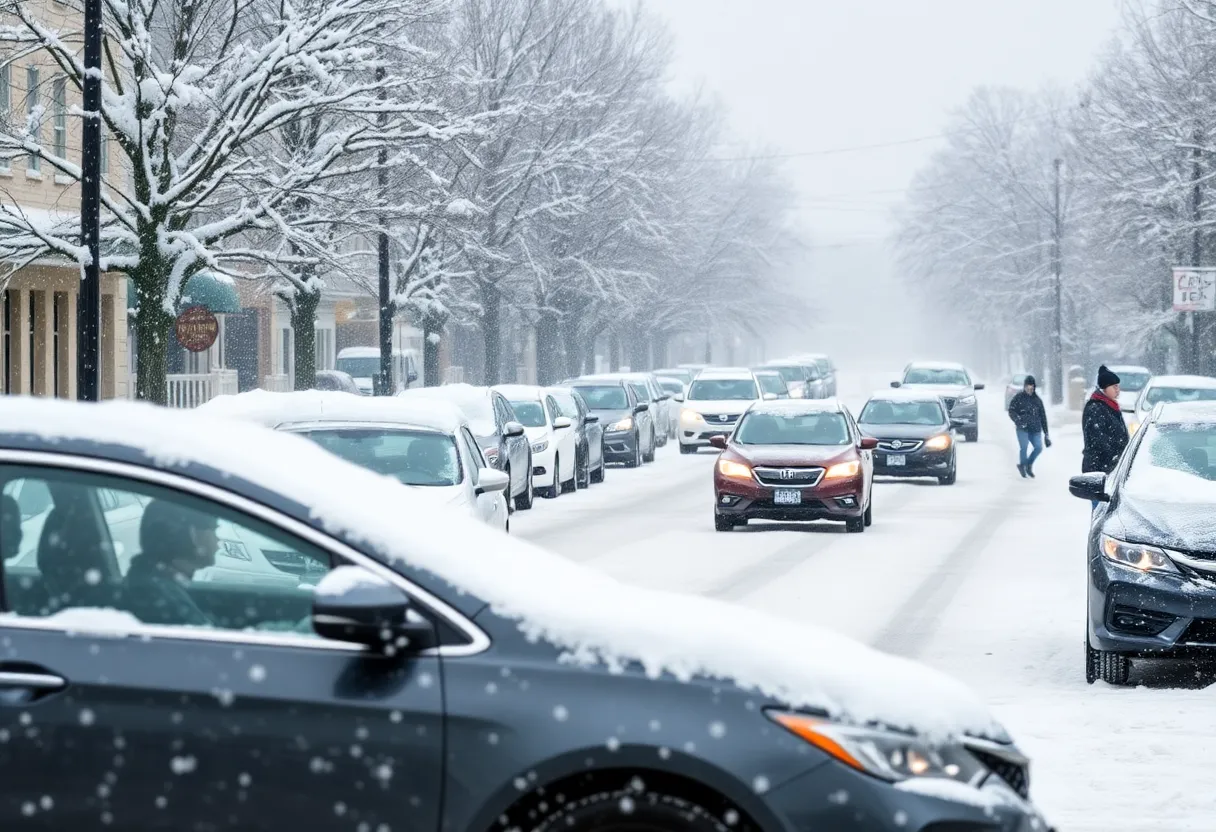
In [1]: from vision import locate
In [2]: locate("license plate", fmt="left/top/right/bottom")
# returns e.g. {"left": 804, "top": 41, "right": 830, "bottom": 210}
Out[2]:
{"left": 887, "top": 455, "right": 906, "bottom": 466}
{"left": 773, "top": 489, "right": 802, "bottom": 505}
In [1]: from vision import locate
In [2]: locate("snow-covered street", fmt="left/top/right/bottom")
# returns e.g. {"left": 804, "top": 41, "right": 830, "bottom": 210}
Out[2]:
{"left": 514, "top": 372, "right": 1216, "bottom": 831}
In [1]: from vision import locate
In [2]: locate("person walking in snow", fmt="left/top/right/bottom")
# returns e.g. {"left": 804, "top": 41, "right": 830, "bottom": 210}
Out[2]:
{"left": 1082, "top": 366, "right": 1130, "bottom": 499}
{"left": 1008, "top": 375, "right": 1051, "bottom": 478}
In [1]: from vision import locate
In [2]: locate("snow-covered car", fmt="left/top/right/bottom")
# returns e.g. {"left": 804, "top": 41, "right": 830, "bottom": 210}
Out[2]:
{"left": 892, "top": 361, "right": 985, "bottom": 442}
{"left": 1128, "top": 374, "right": 1216, "bottom": 434}
{"left": 763, "top": 361, "right": 815, "bottom": 399}
{"left": 566, "top": 378, "right": 657, "bottom": 467}
{"left": 0, "top": 397, "right": 1051, "bottom": 831}
{"left": 1003, "top": 373, "right": 1031, "bottom": 411}
{"left": 334, "top": 346, "right": 419, "bottom": 395}
{"left": 653, "top": 367, "right": 695, "bottom": 387}
{"left": 655, "top": 375, "right": 687, "bottom": 436}
{"left": 620, "top": 372, "right": 674, "bottom": 444}
{"left": 1107, "top": 364, "right": 1153, "bottom": 412}
{"left": 858, "top": 390, "right": 958, "bottom": 485}
{"left": 679, "top": 368, "right": 763, "bottom": 453}
{"left": 200, "top": 391, "right": 510, "bottom": 531}
{"left": 545, "top": 385, "right": 606, "bottom": 487}
{"left": 753, "top": 368, "right": 792, "bottom": 399}
{"left": 494, "top": 384, "right": 578, "bottom": 498}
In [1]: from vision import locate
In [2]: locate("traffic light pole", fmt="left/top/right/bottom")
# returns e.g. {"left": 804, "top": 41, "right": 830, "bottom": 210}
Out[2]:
{"left": 76, "top": 0, "right": 103, "bottom": 401}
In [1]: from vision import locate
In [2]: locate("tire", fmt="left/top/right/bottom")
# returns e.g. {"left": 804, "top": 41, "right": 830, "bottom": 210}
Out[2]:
{"left": 845, "top": 515, "right": 865, "bottom": 534}
{"left": 863, "top": 498, "right": 873, "bottom": 527}
{"left": 576, "top": 449, "right": 591, "bottom": 489}
{"left": 625, "top": 436, "right": 642, "bottom": 468}
{"left": 642, "top": 431, "right": 656, "bottom": 463}
{"left": 714, "top": 513, "right": 735, "bottom": 532}
{"left": 679, "top": 443, "right": 696, "bottom": 455}
{"left": 964, "top": 427, "right": 979, "bottom": 443}
{"left": 591, "top": 446, "right": 606, "bottom": 483}
{"left": 1086, "top": 635, "right": 1130, "bottom": 686}
{"left": 531, "top": 780, "right": 740, "bottom": 832}
{"left": 542, "top": 456, "right": 562, "bottom": 499}
{"left": 939, "top": 463, "right": 957, "bottom": 486}
{"left": 512, "top": 467, "right": 534, "bottom": 511}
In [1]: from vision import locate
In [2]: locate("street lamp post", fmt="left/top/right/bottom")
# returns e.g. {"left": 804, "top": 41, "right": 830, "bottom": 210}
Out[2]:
{"left": 76, "top": 0, "right": 103, "bottom": 401}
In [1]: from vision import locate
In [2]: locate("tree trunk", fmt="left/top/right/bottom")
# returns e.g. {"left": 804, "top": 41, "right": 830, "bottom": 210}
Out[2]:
{"left": 608, "top": 331, "right": 621, "bottom": 371}
{"left": 482, "top": 285, "right": 502, "bottom": 385}
{"left": 627, "top": 326, "right": 648, "bottom": 370}
{"left": 535, "top": 308, "right": 562, "bottom": 385}
{"left": 651, "top": 332, "right": 669, "bottom": 369}
{"left": 289, "top": 285, "right": 321, "bottom": 391}
{"left": 422, "top": 308, "right": 446, "bottom": 387}
{"left": 133, "top": 267, "right": 172, "bottom": 405}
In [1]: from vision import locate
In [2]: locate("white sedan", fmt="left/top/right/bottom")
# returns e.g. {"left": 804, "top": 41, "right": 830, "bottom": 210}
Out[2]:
{"left": 494, "top": 384, "right": 578, "bottom": 498}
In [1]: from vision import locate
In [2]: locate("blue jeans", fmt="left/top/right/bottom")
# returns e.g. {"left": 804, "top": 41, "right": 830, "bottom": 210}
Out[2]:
{"left": 1017, "top": 430, "right": 1043, "bottom": 468}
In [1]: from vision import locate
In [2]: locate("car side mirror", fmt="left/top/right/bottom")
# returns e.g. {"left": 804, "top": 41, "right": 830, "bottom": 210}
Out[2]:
{"left": 1069, "top": 472, "right": 1109, "bottom": 503}
{"left": 674, "top": 394, "right": 685, "bottom": 403}
{"left": 859, "top": 437, "right": 879, "bottom": 451}
{"left": 974, "top": 383, "right": 985, "bottom": 391}
{"left": 312, "top": 566, "right": 436, "bottom": 653}
{"left": 890, "top": 381, "right": 902, "bottom": 389}
{"left": 504, "top": 421, "right": 525, "bottom": 438}
{"left": 762, "top": 392, "right": 779, "bottom": 401}
{"left": 476, "top": 468, "right": 510, "bottom": 496}
{"left": 708, "top": 435, "right": 728, "bottom": 450}
{"left": 585, "top": 414, "right": 600, "bottom": 424}
{"left": 553, "top": 416, "right": 573, "bottom": 429}
{"left": 635, "top": 402, "right": 649, "bottom": 413}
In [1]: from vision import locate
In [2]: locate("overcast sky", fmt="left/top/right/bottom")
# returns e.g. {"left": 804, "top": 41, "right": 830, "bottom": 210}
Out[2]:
{"left": 648, "top": 0, "right": 1125, "bottom": 362}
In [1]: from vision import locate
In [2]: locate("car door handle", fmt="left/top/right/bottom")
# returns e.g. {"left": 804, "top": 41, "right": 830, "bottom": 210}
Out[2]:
{"left": 0, "top": 671, "right": 67, "bottom": 691}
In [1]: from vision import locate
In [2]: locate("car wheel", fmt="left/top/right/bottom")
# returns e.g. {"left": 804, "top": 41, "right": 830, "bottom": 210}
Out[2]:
{"left": 1086, "top": 635, "right": 1130, "bottom": 686}
{"left": 531, "top": 780, "right": 741, "bottom": 832}
{"left": 565, "top": 453, "right": 581, "bottom": 492}
{"left": 643, "top": 431, "right": 656, "bottom": 463}
{"left": 714, "top": 512, "right": 735, "bottom": 532}
{"left": 964, "top": 427, "right": 979, "bottom": 443}
{"left": 575, "top": 450, "right": 591, "bottom": 489}
{"left": 543, "top": 456, "right": 562, "bottom": 498}
{"left": 513, "top": 467, "right": 535, "bottom": 511}
{"left": 939, "top": 462, "right": 957, "bottom": 486}
{"left": 591, "top": 445, "right": 606, "bottom": 483}
{"left": 845, "top": 514, "right": 865, "bottom": 534}
{"left": 625, "top": 435, "right": 642, "bottom": 468}
{"left": 679, "top": 442, "right": 696, "bottom": 455}
{"left": 863, "top": 497, "right": 873, "bottom": 527}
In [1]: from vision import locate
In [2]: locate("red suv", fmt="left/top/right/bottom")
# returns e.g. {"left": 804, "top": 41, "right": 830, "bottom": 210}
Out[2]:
{"left": 710, "top": 399, "right": 877, "bottom": 533}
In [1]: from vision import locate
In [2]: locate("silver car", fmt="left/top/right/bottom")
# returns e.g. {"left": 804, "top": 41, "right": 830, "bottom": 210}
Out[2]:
{"left": 893, "top": 362, "right": 985, "bottom": 442}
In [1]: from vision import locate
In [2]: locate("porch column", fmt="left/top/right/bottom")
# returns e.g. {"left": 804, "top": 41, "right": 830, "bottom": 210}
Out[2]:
{"left": 31, "top": 290, "right": 52, "bottom": 397}
{"left": 101, "top": 293, "right": 116, "bottom": 399}
{"left": 6, "top": 289, "right": 26, "bottom": 394}
{"left": 62, "top": 291, "right": 78, "bottom": 398}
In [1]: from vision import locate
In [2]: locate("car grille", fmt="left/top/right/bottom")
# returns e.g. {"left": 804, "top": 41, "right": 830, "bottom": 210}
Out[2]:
{"left": 753, "top": 466, "right": 824, "bottom": 487}
{"left": 969, "top": 749, "right": 1030, "bottom": 799}
{"left": 942, "top": 397, "right": 957, "bottom": 410}
{"left": 876, "top": 439, "right": 923, "bottom": 453}
{"left": 702, "top": 413, "right": 739, "bottom": 425}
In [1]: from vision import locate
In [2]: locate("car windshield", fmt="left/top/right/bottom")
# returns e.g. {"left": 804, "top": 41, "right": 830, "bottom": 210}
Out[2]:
{"left": 628, "top": 382, "right": 651, "bottom": 402}
{"left": 508, "top": 400, "right": 547, "bottom": 428}
{"left": 574, "top": 385, "right": 629, "bottom": 409}
{"left": 1144, "top": 385, "right": 1216, "bottom": 408}
{"left": 903, "top": 368, "right": 969, "bottom": 386}
{"left": 735, "top": 411, "right": 851, "bottom": 445}
{"left": 688, "top": 379, "right": 758, "bottom": 401}
{"left": 1127, "top": 423, "right": 1216, "bottom": 490}
{"left": 771, "top": 366, "right": 804, "bottom": 383}
{"left": 549, "top": 391, "right": 580, "bottom": 419}
{"left": 860, "top": 400, "right": 946, "bottom": 426}
{"left": 335, "top": 357, "right": 379, "bottom": 378}
{"left": 297, "top": 428, "right": 460, "bottom": 486}
{"left": 756, "top": 374, "right": 788, "bottom": 395}
{"left": 1118, "top": 371, "right": 1151, "bottom": 392}
{"left": 658, "top": 379, "right": 683, "bottom": 395}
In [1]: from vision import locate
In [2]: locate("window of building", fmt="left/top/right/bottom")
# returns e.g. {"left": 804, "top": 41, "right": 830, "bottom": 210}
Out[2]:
{"left": 25, "top": 66, "right": 39, "bottom": 173}
{"left": 314, "top": 327, "right": 334, "bottom": 371}
{"left": 0, "top": 65, "right": 10, "bottom": 171}
{"left": 51, "top": 76, "right": 65, "bottom": 161}
{"left": 2, "top": 291, "right": 9, "bottom": 394}
{"left": 99, "top": 124, "right": 107, "bottom": 175}
{"left": 280, "top": 327, "right": 294, "bottom": 380}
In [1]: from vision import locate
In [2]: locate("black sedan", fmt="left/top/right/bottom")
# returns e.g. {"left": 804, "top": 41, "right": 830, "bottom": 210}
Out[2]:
{"left": 568, "top": 379, "right": 654, "bottom": 467}
{"left": 1071, "top": 401, "right": 1216, "bottom": 685}
{"left": 548, "top": 385, "right": 606, "bottom": 487}
{"left": 0, "top": 398, "right": 1050, "bottom": 832}
{"left": 857, "top": 392, "right": 958, "bottom": 485}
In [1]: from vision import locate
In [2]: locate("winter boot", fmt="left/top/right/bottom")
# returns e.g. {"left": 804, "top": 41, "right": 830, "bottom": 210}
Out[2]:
{"left": 1017, "top": 463, "right": 1027, "bottom": 478}
{"left": 1026, "top": 463, "right": 1036, "bottom": 479}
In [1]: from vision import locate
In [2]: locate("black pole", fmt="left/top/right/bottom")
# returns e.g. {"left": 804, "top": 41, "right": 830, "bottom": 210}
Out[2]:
{"left": 1192, "top": 137, "right": 1204, "bottom": 375}
{"left": 376, "top": 65, "right": 392, "bottom": 395}
{"left": 1050, "top": 157, "right": 1064, "bottom": 406}
{"left": 77, "top": 0, "right": 103, "bottom": 401}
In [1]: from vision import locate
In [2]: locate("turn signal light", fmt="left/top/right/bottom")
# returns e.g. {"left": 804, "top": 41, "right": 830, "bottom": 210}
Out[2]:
{"left": 824, "top": 460, "right": 860, "bottom": 479}
{"left": 925, "top": 434, "right": 952, "bottom": 451}
{"left": 717, "top": 459, "right": 753, "bottom": 481}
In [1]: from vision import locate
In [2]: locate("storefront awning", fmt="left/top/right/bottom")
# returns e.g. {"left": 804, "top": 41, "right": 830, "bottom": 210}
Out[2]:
{"left": 179, "top": 272, "right": 241, "bottom": 314}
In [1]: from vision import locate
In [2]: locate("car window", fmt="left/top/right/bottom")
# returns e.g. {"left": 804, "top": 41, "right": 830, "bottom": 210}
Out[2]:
{"left": 756, "top": 374, "right": 788, "bottom": 396}
{"left": 509, "top": 400, "right": 547, "bottom": 428}
{"left": 492, "top": 395, "right": 511, "bottom": 428}
{"left": 903, "top": 367, "right": 970, "bottom": 386}
{"left": 734, "top": 411, "right": 852, "bottom": 446}
{"left": 574, "top": 385, "right": 629, "bottom": 409}
{"left": 550, "top": 390, "right": 581, "bottom": 419}
{"left": 457, "top": 428, "right": 484, "bottom": 485}
{"left": 545, "top": 396, "right": 562, "bottom": 421}
{"left": 1144, "top": 385, "right": 1216, "bottom": 407}
{"left": 627, "top": 382, "right": 650, "bottom": 403}
{"left": 860, "top": 400, "right": 946, "bottom": 425}
{"left": 1118, "top": 372, "right": 1151, "bottom": 392}
{"left": 687, "top": 379, "right": 759, "bottom": 401}
{"left": 293, "top": 428, "right": 462, "bottom": 487}
{"left": 1126, "top": 422, "right": 1216, "bottom": 490}
{"left": 657, "top": 379, "right": 683, "bottom": 395}
{"left": 0, "top": 466, "right": 335, "bottom": 632}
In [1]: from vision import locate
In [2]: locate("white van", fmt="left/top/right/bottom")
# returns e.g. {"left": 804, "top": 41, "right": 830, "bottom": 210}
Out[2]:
{"left": 335, "top": 347, "right": 419, "bottom": 395}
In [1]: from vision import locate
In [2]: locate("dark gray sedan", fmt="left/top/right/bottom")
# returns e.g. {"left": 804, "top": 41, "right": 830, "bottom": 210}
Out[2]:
{"left": 0, "top": 399, "right": 1051, "bottom": 832}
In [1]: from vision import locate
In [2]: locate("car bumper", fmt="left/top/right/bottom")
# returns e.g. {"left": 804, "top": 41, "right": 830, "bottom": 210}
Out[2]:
{"left": 1089, "top": 555, "right": 1216, "bottom": 654}
{"left": 768, "top": 761, "right": 1052, "bottom": 832}
{"left": 873, "top": 449, "right": 954, "bottom": 477}
{"left": 714, "top": 475, "right": 864, "bottom": 523}
{"left": 947, "top": 405, "right": 978, "bottom": 427}
{"left": 603, "top": 431, "right": 638, "bottom": 461}
{"left": 531, "top": 446, "right": 558, "bottom": 486}
{"left": 681, "top": 424, "right": 738, "bottom": 446}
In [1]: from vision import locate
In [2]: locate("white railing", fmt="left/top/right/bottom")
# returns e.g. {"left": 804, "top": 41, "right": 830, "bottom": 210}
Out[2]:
{"left": 443, "top": 365, "right": 464, "bottom": 384}
{"left": 261, "top": 373, "right": 292, "bottom": 392}
{"left": 165, "top": 370, "right": 243, "bottom": 408}
{"left": 214, "top": 369, "right": 239, "bottom": 397}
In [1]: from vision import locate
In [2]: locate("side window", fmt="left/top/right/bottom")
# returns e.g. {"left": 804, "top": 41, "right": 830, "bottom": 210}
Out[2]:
{"left": 495, "top": 396, "right": 513, "bottom": 428}
{"left": 0, "top": 466, "right": 335, "bottom": 635}
{"left": 460, "top": 428, "right": 486, "bottom": 481}
{"left": 545, "top": 396, "right": 561, "bottom": 422}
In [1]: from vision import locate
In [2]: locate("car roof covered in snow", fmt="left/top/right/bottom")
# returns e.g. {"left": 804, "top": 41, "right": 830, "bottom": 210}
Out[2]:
{"left": 399, "top": 382, "right": 493, "bottom": 404}
{"left": 1154, "top": 401, "right": 1216, "bottom": 425}
{"left": 1144, "top": 374, "right": 1216, "bottom": 388}
{"left": 199, "top": 390, "right": 467, "bottom": 434}
{"left": 692, "top": 368, "right": 756, "bottom": 380}
{"left": 748, "top": 398, "right": 844, "bottom": 415}
{"left": 905, "top": 360, "right": 967, "bottom": 371}
{"left": 0, "top": 397, "right": 1005, "bottom": 742}
{"left": 866, "top": 389, "right": 950, "bottom": 404}
{"left": 1107, "top": 364, "right": 1151, "bottom": 374}
{"left": 493, "top": 383, "right": 546, "bottom": 401}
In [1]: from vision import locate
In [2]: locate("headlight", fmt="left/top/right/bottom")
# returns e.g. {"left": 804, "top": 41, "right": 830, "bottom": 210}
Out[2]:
{"left": 1100, "top": 534, "right": 1178, "bottom": 574}
{"left": 681, "top": 408, "right": 705, "bottom": 425}
{"left": 607, "top": 417, "right": 633, "bottom": 432}
{"left": 1129, "top": 421, "right": 1140, "bottom": 434}
{"left": 531, "top": 441, "right": 548, "bottom": 454}
{"left": 957, "top": 395, "right": 977, "bottom": 406}
{"left": 824, "top": 460, "right": 860, "bottom": 479}
{"left": 924, "top": 434, "right": 952, "bottom": 451}
{"left": 769, "top": 712, "right": 986, "bottom": 785}
{"left": 717, "top": 459, "right": 752, "bottom": 481}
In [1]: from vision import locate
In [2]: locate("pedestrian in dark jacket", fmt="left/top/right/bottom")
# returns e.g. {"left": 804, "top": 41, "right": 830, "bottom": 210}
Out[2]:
{"left": 1082, "top": 365, "right": 1130, "bottom": 478}
{"left": 1008, "top": 375, "right": 1051, "bottom": 478}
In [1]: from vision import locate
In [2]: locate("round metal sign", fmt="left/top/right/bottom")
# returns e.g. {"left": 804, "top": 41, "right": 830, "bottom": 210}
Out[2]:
{"left": 175, "top": 305, "right": 219, "bottom": 352}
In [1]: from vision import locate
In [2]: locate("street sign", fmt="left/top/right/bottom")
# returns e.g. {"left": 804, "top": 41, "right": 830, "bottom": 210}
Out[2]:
{"left": 175, "top": 305, "right": 219, "bottom": 352}
{"left": 1172, "top": 267, "right": 1216, "bottom": 312}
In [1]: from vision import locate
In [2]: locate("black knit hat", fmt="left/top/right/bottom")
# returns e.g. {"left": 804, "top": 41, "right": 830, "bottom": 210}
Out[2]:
{"left": 1024, "top": 375, "right": 1036, "bottom": 387}
{"left": 1097, "top": 365, "right": 1120, "bottom": 390}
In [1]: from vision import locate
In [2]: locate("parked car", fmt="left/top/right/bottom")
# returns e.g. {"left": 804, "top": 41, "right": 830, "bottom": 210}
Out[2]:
{"left": 335, "top": 346, "right": 418, "bottom": 395}
{"left": 1107, "top": 364, "right": 1153, "bottom": 412}
{"left": 763, "top": 361, "right": 815, "bottom": 399}
{"left": 547, "top": 385, "right": 606, "bottom": 487}
{"left": 857, "top": 391, "right": 957, "bottom": 485}
{"left": 654, "top": 375, "right": 687, "bottom": 437}
{"left": 892, "top": 361, "right": 984, "bottom": 442}
{"left": 1070, "top": 401, "right": 1216, "bottom": 685}
{"left": 753, "top": 368, "right": 792, "bottom": 399}
{"left": 494, "top": 384, "right": 579, "bottom": 498}
{"left": 568, "top": 378, "right": 655, "bottom": 467}
{"left": 679, "top": 368, "right": 764, "bottom": 453}
{"left": 312, "top": 369, "right": 361, "bottom": 395}
{"left": 398, "top": 384, "right": 534, "bottom": 510}
{"left": 1003, "top": 373, "right": 1031, "bottom": 411}
{"left": 710, "top": 398, "right": 877, "bottom": 532}
{"left": 794, "top": 354, "right": 837, "bottom": 397}
{"left": 1128, "top": 375, "right": 1216, "bottom": 434}
{"left": 623, "top": 372, "right": 674, "bottom": 444}
{"left": 0, "top": 397, "right": 1048, "bottom": 832}
{"left": 201, "top": 391, "right": 510, "bottom": 531}
{"left": 653, "top": 367, "right": 695, "bottom": 387}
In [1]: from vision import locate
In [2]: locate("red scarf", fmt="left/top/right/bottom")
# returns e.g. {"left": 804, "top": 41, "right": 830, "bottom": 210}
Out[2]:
{"left": 1091, "top": 390, "right": 1121, "bottom": 412}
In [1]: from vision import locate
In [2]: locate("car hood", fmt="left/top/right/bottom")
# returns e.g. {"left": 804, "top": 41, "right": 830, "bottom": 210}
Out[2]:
{"left": 685, "top": 399, "right": 755, "bottom": 415}
{"left": 732, "top": 443, "right": 856, "bottom": 467}
{"left": 1113, "top": 468, "right": 1216, "bottom": 555}
{"left": 524, "top": 425, "right": 552, "bottom": 443}
{"left": 899, "top": 384, "right": 973, "bottom": 397}
{"left": 859, "top": 424, "right": 948, "bottom": 441}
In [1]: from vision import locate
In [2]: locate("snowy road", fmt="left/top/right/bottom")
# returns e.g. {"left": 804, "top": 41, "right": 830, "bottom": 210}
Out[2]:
{"left": 513, "top": 374, "right": 1216, "bottom": 831}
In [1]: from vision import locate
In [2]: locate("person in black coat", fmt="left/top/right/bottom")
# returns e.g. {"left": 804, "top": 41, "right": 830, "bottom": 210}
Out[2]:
{"left": 1008, "top": 375, "right": 1051, "bottom": 478}
{"left": 1082, "top": 365, "right": 1130, "bottom": 477}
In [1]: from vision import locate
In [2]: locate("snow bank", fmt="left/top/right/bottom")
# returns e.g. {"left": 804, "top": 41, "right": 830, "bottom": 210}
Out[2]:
{"left": 4, "top": 398, "right": 1003, "bottom": 741}
{"left": 199, "top": 389, "right": 466, "bottom": 433}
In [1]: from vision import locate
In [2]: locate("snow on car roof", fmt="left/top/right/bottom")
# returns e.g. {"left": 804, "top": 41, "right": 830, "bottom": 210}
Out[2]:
{"left": 867, "top": 389, "right": 950, "bottom": 403}
{"left": 493, "top": 383, "right": 546, "bottom": 400}
{"left": 199, "top": 390, "right": 467, "bottom": 434}
{"left": 694, "top": 368, "right": 755, "bottom": 379}
{"left": 1107, "top": 365, "right": 1151, "bottom": 373}
{"left": 906, "top": 361, "right": 967, "bottom": 371}
{"left": 5, "top": 397, "right": 1004, "bottom": 741}
{"left": 750, "top": 398, "right": 843, "bottom": 414}
{"left": 1155, "top": 401, "right": 1216, "bottom": 424}
{"left": 399, "top": 383, "right": 492, "bottom": 405}
{"left": 1145, "top": 375, "right": 1216, "bottom": 388}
